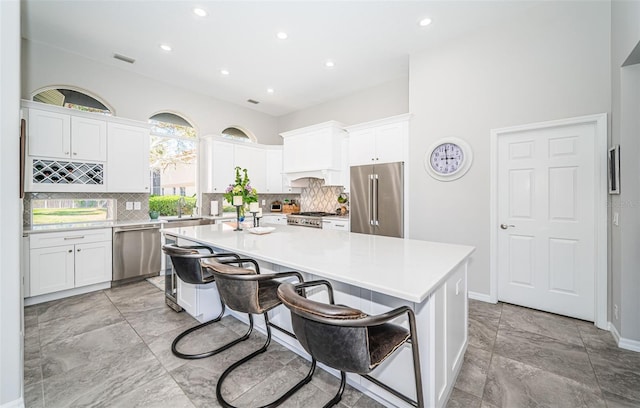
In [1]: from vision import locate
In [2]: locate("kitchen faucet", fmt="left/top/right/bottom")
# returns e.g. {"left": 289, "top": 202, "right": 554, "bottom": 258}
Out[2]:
{"left": 177, "top": 196, "right": 186, "bottom": 218}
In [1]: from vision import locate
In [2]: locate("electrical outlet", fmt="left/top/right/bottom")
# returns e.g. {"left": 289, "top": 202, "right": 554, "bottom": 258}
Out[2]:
{"left": 262, "top": 199, "right": 266, "bottom": 205}
{"left": 614, "top": 304, "right": 619, "bottom": 320}
{"left": 613, "top": 212, "right": 619, "bottom": 226}
{"left": 125, "top": 202, "right": 133, "bottom": 210}
{"left": 134, "top": 201, "right": 141, "bottom": 210}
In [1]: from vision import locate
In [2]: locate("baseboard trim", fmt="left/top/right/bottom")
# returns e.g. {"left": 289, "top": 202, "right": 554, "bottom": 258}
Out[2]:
{"left": 0, "top": 397, "right": 24, "bottom": 408}
{"left": 609, "top": 322, "right": 640, "bottom": 353}
{"left": 468, "top": 291, "right": 495, "bottom": 303}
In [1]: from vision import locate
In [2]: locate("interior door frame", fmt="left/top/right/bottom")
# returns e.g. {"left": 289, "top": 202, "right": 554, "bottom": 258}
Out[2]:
{"left": 489, "top": 113, "right": 608, "bottom": 329}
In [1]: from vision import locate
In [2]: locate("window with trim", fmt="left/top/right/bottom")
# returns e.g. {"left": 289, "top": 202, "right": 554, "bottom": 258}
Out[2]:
{"left": 149, "top": 113, "right": 198, "bottom": 216}
{"left": 32, "top": 88, "right": 113, "bottom": 115}
{"left": 221, "top": 126, "right": 256, "bottom": 143}
{"left": 31, "top": 198, "right": 116, "bottom": 225}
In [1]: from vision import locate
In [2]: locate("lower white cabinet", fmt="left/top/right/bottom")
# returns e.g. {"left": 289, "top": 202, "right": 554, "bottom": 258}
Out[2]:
{"left": 261, "top": 215, "right": 288, "bottom": 225}
{"left": 28, "top": 229, "right": 112, "bottom": 297}
{"left": 322, "top": 218, "right": 349, "bottom": 231}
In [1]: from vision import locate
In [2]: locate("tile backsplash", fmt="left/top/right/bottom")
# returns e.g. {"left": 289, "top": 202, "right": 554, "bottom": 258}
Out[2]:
{"left": 24, "top": 192, "right": 150, "bottom": 226}
{"left": 201, "top": 193, "right": 300, "bottom": 215}
{"left": 299, "top": 179, "right": 347, "bottom": 213}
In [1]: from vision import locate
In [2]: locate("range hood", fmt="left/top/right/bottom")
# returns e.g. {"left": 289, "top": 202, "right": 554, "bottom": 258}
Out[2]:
{"left": 284, "top": 169, "right": 343, "bottom": 187}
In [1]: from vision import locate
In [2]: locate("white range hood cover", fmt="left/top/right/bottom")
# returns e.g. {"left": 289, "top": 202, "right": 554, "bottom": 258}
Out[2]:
{"left": 284, "top": 169, "right": 343, "bottom": 187}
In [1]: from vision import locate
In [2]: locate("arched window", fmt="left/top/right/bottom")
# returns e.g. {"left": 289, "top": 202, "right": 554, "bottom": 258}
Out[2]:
{"left": 32, "top": 87, "right": 113, "bottom": 115}
{"left": 221, "top": 126, "right": 256, "bottom": 143}
{"left": 148, "top": 112, "right": 198, "bottom": 215}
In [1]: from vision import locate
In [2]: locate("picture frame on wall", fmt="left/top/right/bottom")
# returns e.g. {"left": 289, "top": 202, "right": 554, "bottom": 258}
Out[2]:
{"left": 608, "top": 145, "right": 620, "bottom": 194}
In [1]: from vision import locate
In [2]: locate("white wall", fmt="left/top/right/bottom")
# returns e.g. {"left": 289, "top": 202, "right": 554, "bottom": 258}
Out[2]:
{"left": 0, "top": 0, "right": 23, "bottom": 406}
{"left": 22, "top": 40, "right": 282, "bottom": 144}
{"left": 277, "top": 76, "right": 408, "bottom": 132}
{"left": 611, "top": 0, "right": 640, "bottom": 342}
{"left": 408, "top": 1, "right": 611, "bottom": 296}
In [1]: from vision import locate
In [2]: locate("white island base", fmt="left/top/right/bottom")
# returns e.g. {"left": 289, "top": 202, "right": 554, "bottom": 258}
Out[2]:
{"left": 163, "top": 224, "right": 474, "bottom": 408}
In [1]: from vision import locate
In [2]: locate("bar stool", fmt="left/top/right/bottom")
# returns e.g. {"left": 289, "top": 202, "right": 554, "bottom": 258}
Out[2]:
{"left": 277, "top": 280, "right": 425, "bottom": 408}
{"left": 162, "top": 244, "right": 249, "bottom": 360}
{"left": 200, "top": 257, "right": 313, "bottom": 408}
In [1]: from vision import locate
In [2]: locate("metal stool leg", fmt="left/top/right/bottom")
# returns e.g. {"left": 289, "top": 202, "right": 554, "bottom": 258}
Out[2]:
{"left": 216, "top": 313, "right": 317, "bottom": 408}
{"left": 172, "top": 304, "right": 254, "bottom": 360}
{"left": 323, "top": 371, "right": 346, "bottom": 408}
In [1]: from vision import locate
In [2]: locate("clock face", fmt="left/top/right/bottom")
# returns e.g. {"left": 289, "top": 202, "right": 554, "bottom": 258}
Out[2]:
{"left": 430, "top": 143, "right": 464, "bottom": 175}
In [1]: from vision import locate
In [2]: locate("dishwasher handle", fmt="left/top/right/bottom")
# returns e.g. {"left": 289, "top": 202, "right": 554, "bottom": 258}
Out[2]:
{"left": 113, "top": 225, "right": 161, "bottom": 233}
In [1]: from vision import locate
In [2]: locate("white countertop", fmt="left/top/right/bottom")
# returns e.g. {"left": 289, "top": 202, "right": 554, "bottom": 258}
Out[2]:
{"left": 162, "top": 223, "right": 474, "bottom": 303}
{"left": 23, "top": 219, "right": 165, "bottom": 234}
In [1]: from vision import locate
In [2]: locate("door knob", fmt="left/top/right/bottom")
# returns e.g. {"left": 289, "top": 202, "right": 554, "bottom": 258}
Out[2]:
{"left": 500, "top": 224, "right": 515, "bottom": 230}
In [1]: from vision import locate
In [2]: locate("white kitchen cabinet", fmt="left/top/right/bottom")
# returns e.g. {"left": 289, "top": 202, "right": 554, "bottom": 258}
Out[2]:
{"left": 235, "top": 144, "right": 266, "bottom": 193}
{"left": 281, "top": 121, "right": 346, "bottom": 174}
{"left": 265, "top": 148, "right": 284, "bottom": 193}
{"left": 211, "top": 141, "right": 235, "bottom": 193}
{"left": 107, "top": 122, "right": 150, "bottom": 192}
{"left": 28, "top": 228, "right": 112, "bottom": 297}
{"left": 347, "top": 114, "right": 410, "bottom": 166}
{"left": 322, "top": 218, "right": 349, "bottom": 231}
{"left": 261, "top": 215, "right": 288, "bottom": 225}
{"left": 28, "top": 108, "right": 107, "bottom": 161}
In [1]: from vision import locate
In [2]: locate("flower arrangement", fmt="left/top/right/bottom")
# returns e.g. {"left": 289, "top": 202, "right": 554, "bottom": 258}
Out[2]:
{"left": 223, "top": 166, "right": 258, "bottom": 208}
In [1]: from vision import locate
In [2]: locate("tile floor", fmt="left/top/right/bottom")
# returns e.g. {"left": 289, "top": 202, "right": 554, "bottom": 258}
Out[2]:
{"left": 23, "top": 280, "right": 640, "bottom": 407}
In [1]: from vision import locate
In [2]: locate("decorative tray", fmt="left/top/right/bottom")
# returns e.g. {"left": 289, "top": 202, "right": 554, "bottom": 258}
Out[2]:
{"left": 247, "top": 227, "right": 275, "bottom": 235}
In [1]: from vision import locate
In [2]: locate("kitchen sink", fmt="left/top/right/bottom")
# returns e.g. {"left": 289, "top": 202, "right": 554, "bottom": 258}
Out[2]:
{"left": 162, "top": 217, "right": 216, "bottom": 228}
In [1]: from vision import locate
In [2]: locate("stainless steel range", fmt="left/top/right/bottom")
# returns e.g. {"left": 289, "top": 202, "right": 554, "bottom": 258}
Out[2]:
{"left": 287, "top": 212, "right": 336, "bottom": 228}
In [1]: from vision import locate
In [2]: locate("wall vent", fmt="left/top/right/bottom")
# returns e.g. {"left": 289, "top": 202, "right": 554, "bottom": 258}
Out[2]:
{"left": 113, "top": 53, "right": 135, "bottom": 64}
{"left": 247, "top": 99, "right": 260, "bottom": 104}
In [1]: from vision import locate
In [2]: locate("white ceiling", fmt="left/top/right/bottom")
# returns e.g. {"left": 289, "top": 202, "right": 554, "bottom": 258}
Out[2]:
{"left": 21, "top": 1, "right": 539, "bottom": 117}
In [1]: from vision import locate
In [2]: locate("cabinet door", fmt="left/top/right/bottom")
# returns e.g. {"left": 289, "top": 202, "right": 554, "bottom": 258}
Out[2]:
{"left": 348, "top": 128, "right": 376, "bottom": 166}
{"left": 177, "top": 277, "right": 198, "bottom": 316}
{"left": 265, "top": 149, "right": 283, "bottom": 193}
{"left": 71, "top": 116, "right": 107, "bottom": 161}
{"left": 211, "top": 141, "right": 235, "bottom": 193}
{"left": 28, "top": 109, "right": 71, "bottom": 159}
{"left": 375, "top": 122, "right": 407, "bottom": 164}
{"left": 235, "top": 145, "right": 266, "bottom": 192}
{"left": 107, "top": 123, "right": 150, "bottom": 192}
{"left": 74, "top": 241, "right": 112, "bottom": 287}
{"left": 29, "top": 245, "right": 75, "bottom": 296}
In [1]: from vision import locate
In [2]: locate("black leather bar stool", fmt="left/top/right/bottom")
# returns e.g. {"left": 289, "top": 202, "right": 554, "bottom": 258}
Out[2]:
{"left": 200, "top": 257, "right": 313, "bottom": 408}
{"left": 277, "top": 280, "right": 425, "bottom": 408}
{"left": 162, "top": 244, "right": 250, "bottom": 360}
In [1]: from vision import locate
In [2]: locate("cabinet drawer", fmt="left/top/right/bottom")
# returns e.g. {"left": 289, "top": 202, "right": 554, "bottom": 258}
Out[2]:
{"left": 30, "top": 228, "right": 112, "bottom": 249}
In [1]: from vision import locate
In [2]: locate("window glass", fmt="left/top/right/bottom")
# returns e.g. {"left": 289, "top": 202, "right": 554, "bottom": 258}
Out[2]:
{"left": 221, "top": 126, "right": 254, "bottom": 142}
{"left": 149, "top": 113, "right": 198, "bottom": 216}
{"left": 31, "top": 199, "right": 116, "bottom": 225}
{"left": 32, "top": 88, "right": 112, "bottom": 115}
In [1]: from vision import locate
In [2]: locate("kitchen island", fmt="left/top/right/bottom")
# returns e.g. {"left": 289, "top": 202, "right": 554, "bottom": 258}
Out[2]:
{"left": 162, "top": 223, "right": 474, "bottom": 408}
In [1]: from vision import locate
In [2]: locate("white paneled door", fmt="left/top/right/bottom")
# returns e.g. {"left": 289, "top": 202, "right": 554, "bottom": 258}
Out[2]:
{"left": 497, "top": 122, "right": 596, "bottom": 321}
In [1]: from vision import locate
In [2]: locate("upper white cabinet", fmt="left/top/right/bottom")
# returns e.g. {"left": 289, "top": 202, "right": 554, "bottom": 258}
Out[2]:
{"left": 235, "top": 144, "right": 267, "bottom": 193}
{"left": 28, "top": 108, "right": 107, "bottom": 162}
{"left": 281, "top": 121, "right": 346, "bottom": 175}
{"left": 346, "top": 114, "right": 410, "bottom": 166}
{"left": 265, "top": 148, "right": 284, "bottom": 193}
{"left": 200, "top": 139, "right": 235, "bottom": 193}
{"left": 107, "top": 122, "right": 150, "bottom": 192}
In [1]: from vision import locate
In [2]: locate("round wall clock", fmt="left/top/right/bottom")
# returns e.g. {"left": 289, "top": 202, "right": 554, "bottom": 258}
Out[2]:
{"left": 424, "top": 137, "right": 473, "bottom": 181}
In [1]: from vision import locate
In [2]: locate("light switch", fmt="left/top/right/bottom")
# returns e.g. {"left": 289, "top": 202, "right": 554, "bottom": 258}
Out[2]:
{"left": 125, "top": 202, "right": 133, "bottom": 210}
{"left": 262, "top": 199, "right": 266, "bottom": 206}
{"left": 134, "top": 202, "right": 141, "bottom": 210}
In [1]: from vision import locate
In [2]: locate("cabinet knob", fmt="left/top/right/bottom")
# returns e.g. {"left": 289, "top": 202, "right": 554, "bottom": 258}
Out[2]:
{"left": 145, "top": 186, "right": 149, "bottom": 190}
{"left": 64, "top": 152, "right": 70, "bottom": 155}
{"left": 77, "top": 248, "right": 81, "bottom": 252}
{"left": 375, "top": 158, "right": 379, "bottom": 161}
{"left": 73, "top": 152, "right": 77, "bottom": 155}
{"left": 68, "top": 249, "right": 72, "bottom": 253}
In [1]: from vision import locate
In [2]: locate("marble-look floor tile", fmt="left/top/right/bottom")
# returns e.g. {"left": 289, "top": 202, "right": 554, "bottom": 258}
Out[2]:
{"left": 36, "top": 291, "right": 113, "bottom": 324}
{"left": 603, "top": 391, "right": 640, "bottom": 408}
{"left": 24, "top": 334, "right": 40, "bottom": 361}
{"left": 483, "top": 354, "right": 605, "bottom": 408}
{"left": 469, "top": 299, "right": 502, "bottom": 321}
{"left": 110, "top": 289, "right": 166, "bottom": 315}
{"left": 38, "top": 302, "right": 124, "bottom": 347}
{"left": 453, "top": 345, "right": 491, "bottom": 398}
{"left": 169, "top": 363, "right": 222, "bottom": 408}
{"left": 576, "top": 321, "right": 617, "bottom": 351}
{"left": 123, "top": 303, "right": 196, "bottom": 342}
{"left": 217, "top": 349, "right": 287, "bottom": 402}
{"left": 589, "top": 352, "right": 640, "bottom": 403}
{"left": 493, "top": 326, "right": 598, "bottom": 388}
{"left": 42, "top": 343, "right": 165, "bottom": 408}
{"left": 499, "top": 303, "right": 583, "bottom": 346}
{"left": 40, "top": 320, "right": 143, "bottom": 379}
{"left": 351, "top": 393, "right": 389, "bottom": 408}
{"left": 446, "top": 387, "right": 482, "bottom": 408}
{"left": 104, "top": 280, "right": 161, "bottom": 305}
{"left": 106, "top": 371, "right": 195, "bottom": 408}
{"left": 277, "top": 381, "right": 334, "bottom": 408}
{"left": 468, "top": 314, "right": 499, "bottom": 351}
{"left": 24, "top": 381, "right": 44, "bottom": 408}
{"left": 24, "top": 357, "right": 43, "bottom": 386}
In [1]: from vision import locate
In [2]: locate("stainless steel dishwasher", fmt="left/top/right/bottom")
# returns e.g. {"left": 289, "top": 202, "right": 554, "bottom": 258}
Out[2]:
{"left": 112, "top": 223, "right": 162, "bottom": 285}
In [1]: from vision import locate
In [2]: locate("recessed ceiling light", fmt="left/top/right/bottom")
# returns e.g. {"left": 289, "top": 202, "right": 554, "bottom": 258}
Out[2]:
{"left": 193, "top": 8, "right": 207, "bottom": 17}
{"left": 419, "top": 17, "right": 432, "bottom": 27}
{"left": 325, "top": 60, "right": 335, "bottom": 68}
{"left": 276, "top": 32, "right": 288, "bottom": 40}
{"left": 267, "top": 88, "right": 275, "bottom": 94}
{"left": 160, "top": 44, "right": 172, "bottom": 52}
{"left": 220, "top": 69, "right": 230, "bottom": 76}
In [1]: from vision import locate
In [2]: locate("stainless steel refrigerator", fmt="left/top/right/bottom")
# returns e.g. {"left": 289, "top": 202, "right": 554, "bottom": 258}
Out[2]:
{"left": 350, "top": 161, "right": 403, "bottom": 238}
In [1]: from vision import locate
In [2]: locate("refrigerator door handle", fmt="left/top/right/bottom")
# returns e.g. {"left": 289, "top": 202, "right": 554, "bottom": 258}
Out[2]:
{"left": 369, "top": 174, "right": 375, "bottom": 226}
{"left": 373, "top": 174, "right": 380, "bottom": 226}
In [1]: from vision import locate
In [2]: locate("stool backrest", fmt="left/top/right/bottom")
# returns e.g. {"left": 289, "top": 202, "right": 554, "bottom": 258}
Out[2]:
{"left": 162, "top": 244, "right": 205, "bottom": 285}
{"left": 277, "top": 283, "right": 374, "bottom": 374}
{"left": 200, "top": 259, "right": 260, "bottom": 313}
